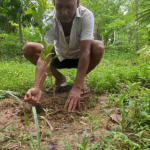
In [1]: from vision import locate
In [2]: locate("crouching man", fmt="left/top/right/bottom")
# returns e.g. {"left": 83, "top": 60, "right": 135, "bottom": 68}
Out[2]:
{"left": 23, "top": 0, "right": 104, "bottom": 112}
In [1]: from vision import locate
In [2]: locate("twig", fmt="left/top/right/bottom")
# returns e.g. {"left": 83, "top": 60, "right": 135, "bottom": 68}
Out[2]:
{"left": 40, "top": 116, "right": 54, "bottom": 131}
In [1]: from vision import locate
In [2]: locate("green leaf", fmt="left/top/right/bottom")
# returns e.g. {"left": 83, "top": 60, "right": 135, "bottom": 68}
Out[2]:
{"left": 45, "top": 16, "right": 53, "bottom": 23}
{"left": 25, "top": 8, "right": 33, "bottom": 15}
{"left": 8, "top": 93, "right": 22, "bottom": 103}
{"left": 0, "top": 121, "right": 15, "bottom": 132}
{"left": 75, "top": 134, "right": 80, "bottom": 143}
{"left": 36, "top": 53, "right": 46, "bottom": 61}
{"left": 45, "top": 53, "right": 53, "bottom": 59}
{"left": 86, "top": 143, "right": 99, "bottom": 150}
{"left": 42, "top": 40, "right": 47, "bottom": 50}
{"left": 143, "top": 138, "right": 150, "bottom": 142}
{"left": 76, "top": 143, "right": 84, "bottom": 149}
{"left": 32, "top": 10, "right": 41, "bottom": 24}
{"left": 46, "top": 44, "right": 53, "bottom": 55}
{"left": 32, "top": 107, "right": 42, "bottom": 150}
{"left": 38, "top": 3, "right": 44, "bottom": 18}
{"left": 59, "top": 141, "right": 66, "bottom": 147}
{"left": 50, "top": 55, "right": 59, "bottom": 61}
{"left": 43, "top": 24, "right": 52, "bottom": 35}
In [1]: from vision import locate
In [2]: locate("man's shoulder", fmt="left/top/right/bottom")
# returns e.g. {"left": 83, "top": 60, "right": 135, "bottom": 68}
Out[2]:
{"left": 78, "top": 5, "right": 93, "bottom": 18}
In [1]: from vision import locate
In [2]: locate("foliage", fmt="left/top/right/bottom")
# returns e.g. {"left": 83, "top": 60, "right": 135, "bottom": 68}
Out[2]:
{"left": 0, "top": 33, "right": 22, "bottom": 60}
{"left": 60, "top": 131, "right": 99, "bottom": 150}
{"left": 0, "top": 27, "right": 40, "bottom": 61}
{"left": 0, "top": 0, "right": 34, "bottom": 32}
{"left": 136, "top": 45, "right": 150, "bottom": 62}
{"left": 0, "top": 1, "right": 150, "bottom": 149}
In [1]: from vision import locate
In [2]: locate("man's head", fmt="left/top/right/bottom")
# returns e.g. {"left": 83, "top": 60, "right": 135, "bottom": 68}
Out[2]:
{"left": 53, "top": 0, "right": 79, "bottom": 23}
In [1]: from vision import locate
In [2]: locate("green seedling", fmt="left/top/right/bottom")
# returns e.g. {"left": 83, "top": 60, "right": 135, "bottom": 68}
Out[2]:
{"left": 43, "top": 108, "right": 52, "bottom": 116}
{"left": 0, "top": 121, "right": 15, "bottom": 132}
{"left": 19, "top": 133, "right": 28, "bottom": 144}
{"left": 59, "top": 140, "right": 72, "bottom": 150}
{"left": 75, "top": 131, "right": 99, "bottom": 150}
{"left": 106, "top": 131, "right": 141, "bottom": 149}
{"left": 125, "top": 80, "right": 141, "bottom": 118}
{"left": 115, "top": 94, "right": 127, "bottom": 132}
{"left": 25, "top": 0, "right": 58, "bottom": 95}
{"left": 84, "top": 113, "right": 103, "bottom": 134}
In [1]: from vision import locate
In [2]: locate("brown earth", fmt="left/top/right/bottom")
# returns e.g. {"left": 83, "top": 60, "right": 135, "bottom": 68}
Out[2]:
{"left": 0, "top": 88, "right": 118, "bottom": 150}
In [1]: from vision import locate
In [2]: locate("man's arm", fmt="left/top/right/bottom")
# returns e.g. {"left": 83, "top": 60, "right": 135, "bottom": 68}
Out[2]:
{"left": 73, "top": 40, "right": 92, "bottom": 90}
{"left": 34, "top": 57, "right": 48, "bottom": 89}
{"left": 24, "top": 57, "right": 48, "bottom": 105}
{"left": 65, "top": 40, "right": 92, "bottom": 111}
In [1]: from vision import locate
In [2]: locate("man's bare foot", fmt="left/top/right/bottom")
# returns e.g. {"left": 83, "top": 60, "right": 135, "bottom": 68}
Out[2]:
{"left": 81, "top": 81, "right": 90, "bottom": 95}
{"left": 45, "top": 76, "right": 67, "bottom": 93}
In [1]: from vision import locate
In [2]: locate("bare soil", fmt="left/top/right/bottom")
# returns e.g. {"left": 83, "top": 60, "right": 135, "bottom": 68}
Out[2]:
{"left": 0, "top": 88, "right": 116, "bottom": 150}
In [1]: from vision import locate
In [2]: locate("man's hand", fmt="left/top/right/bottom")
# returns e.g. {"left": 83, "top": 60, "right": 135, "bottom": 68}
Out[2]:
{"left": 64, "top": 88, "right": 81, "bottom": 112}
{"left": 24, "top": 88, "right": 42, "bottom": 106}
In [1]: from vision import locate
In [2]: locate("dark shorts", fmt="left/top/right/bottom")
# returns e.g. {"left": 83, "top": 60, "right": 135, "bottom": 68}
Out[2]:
{"left": 52, "top": 47, "right": 79, "bottom": 69}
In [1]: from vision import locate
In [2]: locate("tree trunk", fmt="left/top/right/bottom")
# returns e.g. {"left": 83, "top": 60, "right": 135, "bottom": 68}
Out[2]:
{"left": 114, "top": 30, "right": 115, "bottom": 42}
{"left": 19, "top": 15, "right": 24, "bottom": 62}
{"left": 19, "top": 16, "right": 23, "bottom": 45}
{"left": 135, "top": 0, "right": 139, "bottom": 51}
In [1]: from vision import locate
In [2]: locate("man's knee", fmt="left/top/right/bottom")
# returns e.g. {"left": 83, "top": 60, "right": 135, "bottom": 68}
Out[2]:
{"left": 22, "top": 42, "right": 42, "bottom": 56}
{"left": 92, "top": 40, "right": 105, "bottom": 56}
{"left": 22, "top": 42, "right": 31, "bottom": 55}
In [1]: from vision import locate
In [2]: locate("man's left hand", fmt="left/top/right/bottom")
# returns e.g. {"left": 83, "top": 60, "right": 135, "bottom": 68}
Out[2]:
{"left": 64, "top": 88, "right": 81, "bottom": 112}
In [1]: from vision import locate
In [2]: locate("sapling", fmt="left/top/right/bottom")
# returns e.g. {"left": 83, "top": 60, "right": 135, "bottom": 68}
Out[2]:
{"left": 115, "top": 94, "right": 127, "bottom": 132}
{"left": 25, "top": 0, "right": 59, "bottom": 96}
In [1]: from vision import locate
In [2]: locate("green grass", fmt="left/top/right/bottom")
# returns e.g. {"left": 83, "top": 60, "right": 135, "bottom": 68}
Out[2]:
{"left": 0, "top": 50, "right": 150, "bottom": 149}
{"left": 0, "top": 51, "right": 149, "bottom": 96}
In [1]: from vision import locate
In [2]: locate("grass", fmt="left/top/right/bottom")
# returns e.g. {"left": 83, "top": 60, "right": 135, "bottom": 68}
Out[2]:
{"left": 0, "top": 50, "right": 149, "bottom": 95}
{"left": 0, "top": 50, "right": 150, "bottom": 149}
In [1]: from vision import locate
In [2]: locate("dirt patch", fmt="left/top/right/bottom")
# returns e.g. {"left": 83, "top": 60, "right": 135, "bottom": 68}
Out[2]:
{"left": 0, "top": 90, "right": 115, "bottom": 149}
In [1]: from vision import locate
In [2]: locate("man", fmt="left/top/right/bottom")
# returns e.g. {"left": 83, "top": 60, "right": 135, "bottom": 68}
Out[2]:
{"left": 23, "top": 0, "right": 104, "bottom": 112}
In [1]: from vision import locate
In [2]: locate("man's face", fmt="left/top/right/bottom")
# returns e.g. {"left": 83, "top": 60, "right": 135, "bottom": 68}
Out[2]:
{"left": 54, "top": 0, "right": 79, "bottom": 23}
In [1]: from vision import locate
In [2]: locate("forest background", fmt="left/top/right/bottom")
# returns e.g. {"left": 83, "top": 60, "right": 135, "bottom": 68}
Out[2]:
{"left": 0, "top": 0, "right": 150, "bottom": 149}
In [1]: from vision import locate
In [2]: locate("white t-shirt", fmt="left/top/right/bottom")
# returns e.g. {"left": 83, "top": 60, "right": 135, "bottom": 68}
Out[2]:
{"left": 44, "top": 5, "right": 94, "bottom": 61}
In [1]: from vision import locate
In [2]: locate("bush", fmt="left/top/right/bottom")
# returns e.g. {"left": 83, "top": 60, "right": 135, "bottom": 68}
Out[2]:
{"left": 105, "top": 34, "right": 135, "bottom": 53}
{"left": 0, "top": 27, "right": 41, "bottom": 61}
{"left": 0, "top": 33, "right": 22, "bottom": 61}
{"left": 23, "top": 26, "right": 41, "bottom": 43}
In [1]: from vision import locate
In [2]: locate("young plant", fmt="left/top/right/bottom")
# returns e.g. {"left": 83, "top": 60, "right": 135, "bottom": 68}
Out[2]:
{"left": 75, "top": 131, "right": 99, "bottom": 150}
{"left": 43, "top": 108, "right": 52, "bottom": 116}
{"left": 59, "top": 140, "right": 72, "bottom": 150}
{"left": 25, "top": 0, "right": 59, "bottom": 94}
{"left": 84, "top": 113, "right": 103, "bottom": 134}
{"left": 115, "top": 94, "right": 127, "bottom": 132}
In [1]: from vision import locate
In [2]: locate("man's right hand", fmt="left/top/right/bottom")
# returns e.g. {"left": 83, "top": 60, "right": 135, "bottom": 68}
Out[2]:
{"left": 24, "top": 88, "right": 42, "bottom": 106}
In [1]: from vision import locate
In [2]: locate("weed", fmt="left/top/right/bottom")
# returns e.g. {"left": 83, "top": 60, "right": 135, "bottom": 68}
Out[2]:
{"left": 75, "top": 131, "right": 99, "bottom": 150}
{"left": 84, "top": 114, "right": 103, "bottom": 134}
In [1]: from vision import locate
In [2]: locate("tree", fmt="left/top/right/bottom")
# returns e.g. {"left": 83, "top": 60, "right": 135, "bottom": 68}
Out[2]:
{"left": 135, "top": 0, "right": 139, "bottom": 51}
{"left": 0, "top": 0, "right": 35, "bottom": 44}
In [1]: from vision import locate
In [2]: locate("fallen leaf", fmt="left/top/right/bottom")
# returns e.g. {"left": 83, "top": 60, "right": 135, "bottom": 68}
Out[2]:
{"left": 109, "top": 113, "right": 122, "bottom": 124}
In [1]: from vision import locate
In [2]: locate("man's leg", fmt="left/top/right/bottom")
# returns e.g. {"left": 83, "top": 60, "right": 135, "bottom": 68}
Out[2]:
{"left": 23, "top": 42, "right": 42, "bottom": 65}
{"left": 88, "top": 40, "right": 104, "bottom": 73}
{"left": 81, "top": 40, "right": 104, "bottom": 94}
{"left": 23, "top": 42, "right": 66, "bottom": 89}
